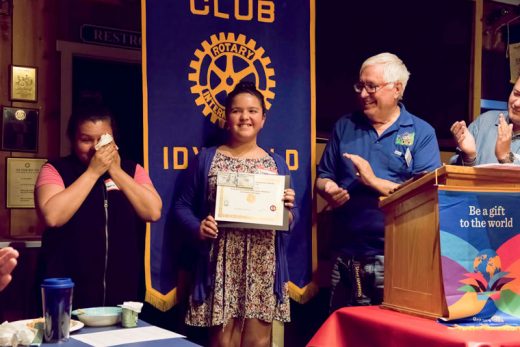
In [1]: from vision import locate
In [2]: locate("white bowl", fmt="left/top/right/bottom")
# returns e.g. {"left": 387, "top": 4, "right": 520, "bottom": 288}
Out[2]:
{"left": 72, "top": 307, "right": 122, "bottom": 327}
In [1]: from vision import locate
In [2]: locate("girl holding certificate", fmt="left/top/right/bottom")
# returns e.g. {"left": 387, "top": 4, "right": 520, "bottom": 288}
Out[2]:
{"left": 174, "top": 81, "right": 298, "bottom": 347}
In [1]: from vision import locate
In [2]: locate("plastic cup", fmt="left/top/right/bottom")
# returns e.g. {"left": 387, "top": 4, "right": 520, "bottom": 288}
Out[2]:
{"left": 41, "top": 278, "right": 74, "bottom": 342}
{"left": 121, "top": 308, "right": 138, "bottom": 328}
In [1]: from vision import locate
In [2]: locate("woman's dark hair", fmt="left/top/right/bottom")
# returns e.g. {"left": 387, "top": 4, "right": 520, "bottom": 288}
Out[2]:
{"left": 66, "top": 102, "right": 117, "bottom": 143}
{"left": 224, "top": 81, "right": 267, "bottom": 116}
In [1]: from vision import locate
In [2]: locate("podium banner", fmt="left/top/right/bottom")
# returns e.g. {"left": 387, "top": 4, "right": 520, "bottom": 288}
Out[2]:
{"left": 142, "top": 1, "right": 315, "bottom": 310}
{"left": 439, "top": 190, "right": 520, "bottom": 326}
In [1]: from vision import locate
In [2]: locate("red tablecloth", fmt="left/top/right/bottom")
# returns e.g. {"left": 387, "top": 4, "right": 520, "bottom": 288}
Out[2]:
{"left": 307, "top": 306, "right": 520, "bottom": 347}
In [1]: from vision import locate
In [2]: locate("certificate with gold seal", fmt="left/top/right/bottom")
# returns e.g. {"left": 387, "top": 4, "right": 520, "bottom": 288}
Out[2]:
{"left": 215, "top": 172, "right": 290, "bottom": 231}
{"left": 6, "top": 157, "right": 47, "bottom": 208}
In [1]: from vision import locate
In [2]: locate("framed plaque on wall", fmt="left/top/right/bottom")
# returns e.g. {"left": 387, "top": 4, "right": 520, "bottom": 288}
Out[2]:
{"left": 6, "top": 157, "right": 47, "bottom": 208}
{"left": 1, "top": 107, "right": 39, "bottom": 152}
{"left": 9, "top": 65, "right": 38, "bottom": 102}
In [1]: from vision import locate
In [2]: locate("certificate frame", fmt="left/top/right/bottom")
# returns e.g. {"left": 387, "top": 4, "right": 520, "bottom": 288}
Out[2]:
{"left": 1, "top": 106, "right": 39, "bottom": 152}
{"left": 6, "top": 157, "right": 47, "bottom": 208}
{"left": 9, "top": 65, "right": 38, "bottom": 102}
{"left": 215, "top": 173, "right": 290, "bottom": 231}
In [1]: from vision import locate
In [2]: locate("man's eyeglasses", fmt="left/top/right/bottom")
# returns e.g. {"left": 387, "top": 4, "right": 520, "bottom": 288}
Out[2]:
{"left": 353, "top": 81, "right": 394, "bottom": 94}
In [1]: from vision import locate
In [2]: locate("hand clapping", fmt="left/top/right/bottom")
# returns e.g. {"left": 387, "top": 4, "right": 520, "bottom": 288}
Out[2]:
{"left": 450, "top": 120, "right": 477, "bottom": 161}
{"left": 344, "top": 153, "right": 375, "bottom": 186}
{"left": 0, "top": 247, "right": 19, "bottom": 291}
{"left": 495, "top": 114, "right": 513, "bottom": 162}
{"left": 323, "top": 180, "right": 350, "bottom": 208}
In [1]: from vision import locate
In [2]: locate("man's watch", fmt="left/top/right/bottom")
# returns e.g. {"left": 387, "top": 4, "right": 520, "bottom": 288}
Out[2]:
{"left": 498, "top": 152, "right": 515, "bottom": 164}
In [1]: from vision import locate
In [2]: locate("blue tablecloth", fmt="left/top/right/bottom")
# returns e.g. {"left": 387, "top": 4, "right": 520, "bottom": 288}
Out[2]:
{"left": 44, "top": 319, "right": 201, "bottom": 347}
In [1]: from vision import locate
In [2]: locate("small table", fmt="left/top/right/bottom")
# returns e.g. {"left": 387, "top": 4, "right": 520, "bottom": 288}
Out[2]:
{"left": 307, "top": 306, "right": 520, "bottom": 347}
{"left": 45, "top": 319, "right": 201, "bottom": 347}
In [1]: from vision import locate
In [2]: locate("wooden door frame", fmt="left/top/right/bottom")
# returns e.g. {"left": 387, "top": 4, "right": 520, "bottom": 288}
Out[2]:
{"left": 56, "top": 41, "right": 141, "bottom": 156}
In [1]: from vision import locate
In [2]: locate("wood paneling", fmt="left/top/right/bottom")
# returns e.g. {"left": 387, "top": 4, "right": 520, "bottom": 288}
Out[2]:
{"left": 4, "top": 0, "right": 59, "bottom": 238}
{"left": 1, "top": 0, "right": 59, "bottom": 238}
{"left": 0, "top": 8, "right": 12, "bottom": 236}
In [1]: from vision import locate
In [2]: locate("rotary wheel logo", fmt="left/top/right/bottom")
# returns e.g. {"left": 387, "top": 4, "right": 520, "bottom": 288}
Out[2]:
{"left": 189, "top": 32, "right": 276, "bottom": 127}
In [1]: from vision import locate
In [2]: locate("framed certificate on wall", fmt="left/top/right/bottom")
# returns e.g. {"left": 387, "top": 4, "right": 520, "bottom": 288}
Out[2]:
{"left": 6, "top": 157, "right": 47, "bottom": 208}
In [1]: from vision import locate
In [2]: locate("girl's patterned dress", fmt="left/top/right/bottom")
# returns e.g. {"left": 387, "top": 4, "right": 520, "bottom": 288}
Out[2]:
{"left": 185, "top": 151, "right": 290, "bottom": 327}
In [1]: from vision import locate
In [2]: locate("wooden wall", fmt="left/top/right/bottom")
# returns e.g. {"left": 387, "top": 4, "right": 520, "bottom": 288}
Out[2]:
{"left": 0, "top": 4, "right": 13, "bottom": 236}
{"left": 0, "top": 0, "right": 60, "bottom": 239}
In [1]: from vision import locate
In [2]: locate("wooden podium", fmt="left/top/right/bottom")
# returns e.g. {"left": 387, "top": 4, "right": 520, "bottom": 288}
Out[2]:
{"left": 379, "top": 164, "right": 520, "bottom": 319}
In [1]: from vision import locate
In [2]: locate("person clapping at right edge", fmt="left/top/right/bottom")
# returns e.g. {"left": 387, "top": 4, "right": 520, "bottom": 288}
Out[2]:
{"left": 451, "top": 76, "right": 520, "bottom": 166}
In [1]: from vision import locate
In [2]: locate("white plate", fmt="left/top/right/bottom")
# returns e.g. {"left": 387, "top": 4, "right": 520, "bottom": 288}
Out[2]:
{"left": 12, "top": 318, "right": 84, "bottom": 332}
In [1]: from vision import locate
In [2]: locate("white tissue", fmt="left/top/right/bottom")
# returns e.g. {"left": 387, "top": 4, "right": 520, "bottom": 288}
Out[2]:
{"left": 94, "top": 133, "right": 114, "bottom": 150}
{"left": 0, "top": 322, "right": 16, "bottom": 347}
{"left": 0, "top": 321, "right": 36, "bottom": 347}
{"left": 14, "top": 327, "right": 35, "bottom": 346}
{"left": 118, "top": 301, "right": 143, "bottom": 313}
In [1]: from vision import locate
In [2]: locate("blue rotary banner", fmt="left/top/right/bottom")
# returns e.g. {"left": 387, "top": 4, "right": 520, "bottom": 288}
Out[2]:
{"left": 439, "top": 190, "right": 520, "bottom": 326}
{"left": 142, "top": 1, "right": 315, "bottom": 310}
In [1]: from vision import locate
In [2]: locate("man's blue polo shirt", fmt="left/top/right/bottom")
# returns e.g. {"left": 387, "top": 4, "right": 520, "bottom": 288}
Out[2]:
{"left": 318, "top": 103, "right": 441, "bottom": 256}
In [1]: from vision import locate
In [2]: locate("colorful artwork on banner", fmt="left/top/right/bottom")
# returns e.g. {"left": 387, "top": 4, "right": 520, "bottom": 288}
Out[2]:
{"left": 143, "top": 1, "right": 314, "bottom": 310}
{"left": 439, "top": 190, "right": 520, "bottom": 326}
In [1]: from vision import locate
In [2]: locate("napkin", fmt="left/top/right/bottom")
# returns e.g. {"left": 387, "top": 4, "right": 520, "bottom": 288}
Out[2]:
{"left": 118, "top": 301, "right": 143, "bottom": 313}
{"left": 0, "top": 320, "right": 41, "bottom": 347}
{"left": 95, "top": 133, "right": 114, "bottom": 151}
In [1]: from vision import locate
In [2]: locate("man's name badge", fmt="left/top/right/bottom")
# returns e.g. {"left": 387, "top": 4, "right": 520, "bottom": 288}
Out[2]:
{"left": 405, "top": 148, "right": 413, "bottom": 167}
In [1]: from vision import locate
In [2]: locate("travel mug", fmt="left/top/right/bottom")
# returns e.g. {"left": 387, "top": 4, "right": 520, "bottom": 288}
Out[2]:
{"left": 41, "top": 278, "right": 74, "bottom": 343}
